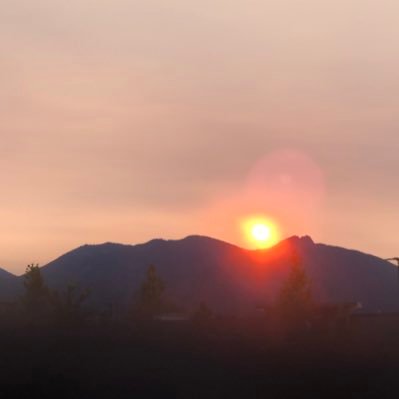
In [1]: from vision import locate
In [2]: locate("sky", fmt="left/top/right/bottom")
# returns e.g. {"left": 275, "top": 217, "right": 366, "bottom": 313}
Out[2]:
{"left": 1, "top": 0, "right": 398, "bottom": 274}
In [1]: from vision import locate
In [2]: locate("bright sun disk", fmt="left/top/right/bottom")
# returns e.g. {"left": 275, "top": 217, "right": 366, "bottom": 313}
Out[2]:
{"left": 251, "top": 223, "right": 271, "bottom": 242}
{"left": 241, "top": 216, "right": 280, "bottom": 249}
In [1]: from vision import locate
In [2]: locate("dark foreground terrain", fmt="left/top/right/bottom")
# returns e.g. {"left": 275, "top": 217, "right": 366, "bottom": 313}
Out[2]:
{"left": 0, "top": 318, "right": 398, "bottom": 399}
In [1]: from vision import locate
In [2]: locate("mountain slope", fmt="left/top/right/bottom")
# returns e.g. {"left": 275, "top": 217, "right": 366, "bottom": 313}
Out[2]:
{"left": 31, "top": 235, "right": 399, "bottom": 313}
{"left": 0, "top": 268, "right": 21, "bottom": 300}
{"left": 39, "top": 236, "right": 250, "bottom": 312}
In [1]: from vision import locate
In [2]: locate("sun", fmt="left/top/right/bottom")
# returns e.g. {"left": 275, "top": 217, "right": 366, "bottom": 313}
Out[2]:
{"left": 241, "top": 216, "right": 280, "bottom": 249}
{"left": 251, "top": 223, "right": 271, "bottom": 242}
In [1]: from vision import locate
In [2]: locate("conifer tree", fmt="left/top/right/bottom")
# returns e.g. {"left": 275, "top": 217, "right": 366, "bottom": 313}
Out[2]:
{"left": 136, "top": 265, "right": 164, "bottom": 318}
{"left": 277, "top": 252, "right": 313, "bottom": 327}
{"left": 22, "top": 263, "right": 50, "bottom": 316}
{"left": 51, "top": 284, "right": 90, "bottom": 325}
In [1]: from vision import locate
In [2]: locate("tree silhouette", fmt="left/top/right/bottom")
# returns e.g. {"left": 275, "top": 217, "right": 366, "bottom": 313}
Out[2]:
{"left": 135, "top": 265, "right": 165, "bottom": 319}
{"left": 50, "top": 284, "right": 90, "bottom": 326}
{"left": 277, "top": 252, "right": 313, "bottom": 330}
{"left": 22, "top": 263, "right": 50, "bottom": 316}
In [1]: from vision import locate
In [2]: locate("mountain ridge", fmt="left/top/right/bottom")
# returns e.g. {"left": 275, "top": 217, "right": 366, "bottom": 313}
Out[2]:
{"left": 0, "top": 235, "right": 397, "bottom": 313}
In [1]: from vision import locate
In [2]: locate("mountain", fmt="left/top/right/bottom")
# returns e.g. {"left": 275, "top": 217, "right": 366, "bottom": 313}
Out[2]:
{"left": 21, "top": 235, "right": 398, "bottom": 314}
{"left": 0, "top": 268, "right": 21, "bottom": 300}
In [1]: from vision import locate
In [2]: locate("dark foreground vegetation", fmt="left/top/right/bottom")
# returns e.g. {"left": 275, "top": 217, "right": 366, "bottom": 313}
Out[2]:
{"left": 1, "top": 318, "right": 399, "bottom": 398}
{"left": 0, "top": 259, "right": 398, "bottom": 398}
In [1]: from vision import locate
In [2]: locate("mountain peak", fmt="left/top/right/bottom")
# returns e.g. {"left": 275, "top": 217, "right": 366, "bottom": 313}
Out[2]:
{"left": 283, "top": 235, "right": 315, "bottom": 246}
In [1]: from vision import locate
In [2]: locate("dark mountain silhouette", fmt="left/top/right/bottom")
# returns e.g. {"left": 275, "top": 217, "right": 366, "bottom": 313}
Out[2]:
{"left": 0, "top": 268, "right": 21, "bottom": 300}
{"left": 0, "top": 235, "right": 398, "bottom": 313}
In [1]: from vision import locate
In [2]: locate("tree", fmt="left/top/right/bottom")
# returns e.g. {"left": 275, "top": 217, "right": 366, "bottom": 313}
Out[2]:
{"left": 277, "top": 252, "right": 313, "bottom": 330}
{"left": 135, "top": 265, "right": 165, "bottom": 319}
{"left": 22, "top": 263, "right": 50, "bottom": 315}
{"left": 50, "top": 284, "right": 90, "bottom": 326}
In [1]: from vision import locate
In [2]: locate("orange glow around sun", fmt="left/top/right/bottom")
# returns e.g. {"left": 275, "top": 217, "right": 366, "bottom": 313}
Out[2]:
{"left": 241, "top": 216, "right": 280, "bottom": 249}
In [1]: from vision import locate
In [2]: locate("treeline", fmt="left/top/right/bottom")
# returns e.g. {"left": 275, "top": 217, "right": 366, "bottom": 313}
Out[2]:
{"left": 0, "top": 253, "right": 351, "bottom": 338}
{"left": 17, "top": 263, "right": 91, "bottom": 326}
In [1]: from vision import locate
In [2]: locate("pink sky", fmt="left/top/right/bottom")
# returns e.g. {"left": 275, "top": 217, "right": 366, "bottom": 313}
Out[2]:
{"left": 1, "top": 0, "right": 398, "bottom": 273}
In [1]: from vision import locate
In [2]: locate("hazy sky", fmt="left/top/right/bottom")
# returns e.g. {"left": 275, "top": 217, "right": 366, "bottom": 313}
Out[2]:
{"left": 1, "top": 0, "right": 398, "bottom": 273}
